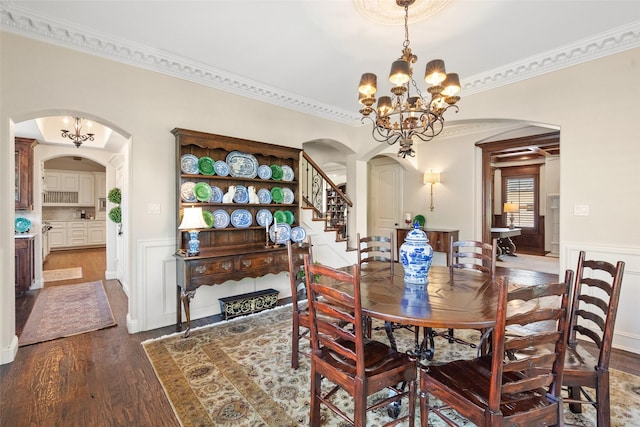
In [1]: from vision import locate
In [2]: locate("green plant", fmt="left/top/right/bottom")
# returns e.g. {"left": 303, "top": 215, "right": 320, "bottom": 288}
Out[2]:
{"left": 109, "top": 206, "right": 122, "bottom": 224}
{"left": 108, "top": 187, "right": 122, "bottom": 204}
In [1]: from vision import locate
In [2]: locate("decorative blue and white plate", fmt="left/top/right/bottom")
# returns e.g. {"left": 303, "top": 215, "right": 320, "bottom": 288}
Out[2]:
{"left": 212, "top": 209, "right": 230, "bottom": 229}
{"left": 256, "top": 209, "right": 273, "bottom": 227}
{"left": 231, "top": 209, "right": 252, "bottom": 228}
{"left": 257, "top": 164, "right": 272, "bottom": 180}
{"left": 233, "top": 185, "right": 249, "bottom": 203}
{"left": 209, "top": 185, "right": 224, "bottom": 203}
{"left": 270, "top": 222, "right": 291, "bottom": 244}
{"left": 180, "top": 154, "right": 199, "bottom": 174}
{"left": 180, "top": 182, "right": 197, "bottom": 202}
{"left": 257, "top": 188, "right": 272, "bottom": 204}
{"left": 226, "top": 151, "right": 259, "bottom": 178}
{"left": 290, "top": 226, "right": 307, "bottom": 243}
{"left": 282, "top": 187, "right": 295, "bottom": 204}
{"left": 214, "top": 160, "right": 230, "bottom": 177}
{"left": 282, "top": 165, "right": 295, "bottom": 181}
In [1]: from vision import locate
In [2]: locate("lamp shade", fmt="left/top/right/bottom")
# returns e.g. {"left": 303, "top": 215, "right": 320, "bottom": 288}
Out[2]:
{"left": 358, "top": 73, "right": 377, "bottom": 96}
{"left": 423, "top": 172, "right": 440, "bottom": 185}
{"left": 441, "top": 73, "right": 461, "bottom": 96}
{"left": 389, "top": 59, "right": 411, "bottom": 86}
{"left": 424, "top": 59, "right": 447, "bottom": 85}
{"left": 179, "top": 207, "right": 208, "bottom": 230}
{"left": 503, "top": 202, "right": 519, "bottom": 213}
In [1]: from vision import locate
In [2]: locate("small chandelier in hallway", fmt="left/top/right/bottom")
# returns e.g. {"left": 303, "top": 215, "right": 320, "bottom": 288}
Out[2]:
{"left": 61, "top": 117, "right": 95, "bottom": 148}
{"left": 357, "top": 0, "right": 461, "bottom": 158}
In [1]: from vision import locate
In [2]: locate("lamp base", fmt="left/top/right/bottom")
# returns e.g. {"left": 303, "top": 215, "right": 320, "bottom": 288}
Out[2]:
{"left": 187, "top": 230, "right": 201, "bottom": 256}
{"left": 509, "top": 214, "right": 515, "bottom": 229}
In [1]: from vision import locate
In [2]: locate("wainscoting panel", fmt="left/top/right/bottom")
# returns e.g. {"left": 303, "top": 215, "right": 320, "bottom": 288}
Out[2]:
{"left": 564, "top": 243, "right": 640, "bottom": 354}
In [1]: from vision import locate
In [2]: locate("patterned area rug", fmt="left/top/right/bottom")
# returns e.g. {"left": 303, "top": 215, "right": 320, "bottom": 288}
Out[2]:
{"left": 20, "top": 281, "right": 116, "bottom": 346}
{"left": 42, "top": 267, "right": 83, "bottom": 282}
{"left": 142, "top": 306, "right": 640, "bottom": 427}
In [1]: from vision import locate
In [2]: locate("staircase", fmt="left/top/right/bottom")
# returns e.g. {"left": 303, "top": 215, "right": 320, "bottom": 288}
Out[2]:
{"left": 299, "top": 152, "right": 353, "bottom": 248}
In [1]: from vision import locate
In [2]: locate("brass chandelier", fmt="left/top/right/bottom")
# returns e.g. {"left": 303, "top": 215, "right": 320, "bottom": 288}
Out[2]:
{"left": 358, "top": 0, "right": 461, "bottom": 158}
{"left": 61, "top": 117, "right": 95, "bottom": 148}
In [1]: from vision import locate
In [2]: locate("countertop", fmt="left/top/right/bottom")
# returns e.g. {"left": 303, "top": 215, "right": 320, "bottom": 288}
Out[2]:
{"left": 15, "top": 232, "right": 38, "bottom": 239}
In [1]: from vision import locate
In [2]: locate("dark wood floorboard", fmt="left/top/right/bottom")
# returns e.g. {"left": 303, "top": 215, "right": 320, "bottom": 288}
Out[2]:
{"left": 2, "top": 250, "right": 638, "bottom": 426}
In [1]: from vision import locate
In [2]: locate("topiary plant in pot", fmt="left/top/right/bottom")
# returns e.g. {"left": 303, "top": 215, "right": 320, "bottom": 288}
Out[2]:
{"left": 108, "top": 187, "right": 123, "bottom": 235}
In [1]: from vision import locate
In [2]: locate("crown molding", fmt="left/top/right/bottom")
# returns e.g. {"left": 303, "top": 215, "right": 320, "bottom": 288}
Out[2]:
{"left": 2, "top": 3, "right": 639, "bottom": 125}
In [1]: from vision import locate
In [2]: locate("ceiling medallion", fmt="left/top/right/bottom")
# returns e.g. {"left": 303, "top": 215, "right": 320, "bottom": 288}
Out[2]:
{"left": 353, "top": 0, "right": 452, "bottom": 25}
{"left": 357, "top": 0, "right": 461, "bottom": 158}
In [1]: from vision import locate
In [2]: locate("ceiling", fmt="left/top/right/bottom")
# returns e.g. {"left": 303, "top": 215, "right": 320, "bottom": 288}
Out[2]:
{"left": 3, "top": 0, "right": 640, "bottom": 149}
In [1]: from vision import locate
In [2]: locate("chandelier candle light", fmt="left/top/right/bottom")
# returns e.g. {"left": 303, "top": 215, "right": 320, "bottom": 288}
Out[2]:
{"left": 61, "top": 117, "right": 95, "bottom": 148}
{"left": 358, "top": 0, "right": 461, "bottom": 158}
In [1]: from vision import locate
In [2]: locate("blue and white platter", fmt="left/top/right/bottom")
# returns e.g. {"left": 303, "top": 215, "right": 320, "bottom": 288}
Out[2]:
{"left": 212, "top": 209, "right": 230, "bottom": 229}
{"left": 282, "top": 187, "right": 295, "bottom": 204}
{"left": 231, "top": 209, "right": 252, "bottom": 228}
{"left": 257, "top": 164, "right": 272, "bottom": 180}
{"left": 180, "top": 154, "right": 199, "bottom": 174}
{"left": 256, "top": 209, "right": 273, "bottom": 227}
{"left": 209, "top": 185, "right": 224, "bottom": 203}
{"left": 281, "top": 165, "right": 295, "bottom": 182}
{"left": 270, "top": 222, "right": 291, "bottom": 244}
{"left": 180, "top": 182, "right": 197, "bottom": 202}
{"left": 233, "top": 185, "right": 249, "bottom": 203}
{"left": 214, "top": 160, "right": 230, "bottom": 177}
{"left": 257, "top": 188, "right": 272, "bottom": 204}
{"left": 226, "top": 151, "right": 259, "bottom": 178}
{"left": 290, "top": 226, "right": 307, "bottom": 243}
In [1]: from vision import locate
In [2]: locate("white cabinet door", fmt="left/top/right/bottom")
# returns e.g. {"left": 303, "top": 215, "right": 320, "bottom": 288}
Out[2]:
{"left": 49, "top": 222, "right": 67, "bottom": 248}
{"left": 87, "top": 221, "right": 106, "bottom": 245}
{"left": 78, "top": 173, "right": 94, "bottom": 206}
{"left": 45, "top": 171, "right": 79, "bottom": 191}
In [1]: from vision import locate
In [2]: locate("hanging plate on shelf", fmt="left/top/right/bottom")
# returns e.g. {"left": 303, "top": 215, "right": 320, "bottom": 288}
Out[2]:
{"left": 180, "top": 154, "right": 199, "bottom": 174}
{"left": 226, "top": 151, "right": 259, "bottom": 178}
{"left": 181, "top": 182, "right": 197, "bottom": 202}
{"left": 194, "top": 182, "right": 213, "bottom": 202}
{"left": 212, "top": 209, "right": 230, "bottom": 229}
{"left": 198, "top": 156, "right": 215, "bottom": 175}
{"left": 281, "top": 165, "right": 294, "bottom": 181}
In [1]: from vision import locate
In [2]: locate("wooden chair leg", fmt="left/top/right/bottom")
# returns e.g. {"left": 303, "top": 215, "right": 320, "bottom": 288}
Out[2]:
{"left": 419, "top": 389, "right": 429, "bottom": 427}
{"left": 310, "top": 370, "right": 322, "bottom": 427}
{"left": 597, "top": 372, "right": 610, "bottom": 427}
{"left": 568, "top": 386, "right": 582, "bottom": 414}
{"left": 291, "top": 314, "right": 300, "bottom": 369}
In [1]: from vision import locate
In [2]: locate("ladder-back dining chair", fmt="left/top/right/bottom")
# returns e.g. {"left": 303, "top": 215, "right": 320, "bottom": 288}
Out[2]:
{"left": 304, "top": 255, "right": 416, "bottom": 427}
{"left": 286, "top": 238, "right": 313, "bottom": 369}
{"left": 356, "top": 232, "right": 395, "bottom": 277}
{"left": 563, "top": 250, "right": 625, "bottom": 427}
{"left": 442, "top": 237, "right": 498, "bottom": 346}
{"left": 419, "top": 271, "right": 573, "bottom": 426}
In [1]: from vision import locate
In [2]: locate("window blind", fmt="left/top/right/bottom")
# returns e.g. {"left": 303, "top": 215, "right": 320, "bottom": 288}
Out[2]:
{"left": 505, "top": 177, "right": 535, "bottom": 228}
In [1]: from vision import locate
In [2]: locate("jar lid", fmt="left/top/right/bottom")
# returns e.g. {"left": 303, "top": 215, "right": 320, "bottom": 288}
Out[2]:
{"left": 405, "top": 224, "right": 428, "bottom": 242}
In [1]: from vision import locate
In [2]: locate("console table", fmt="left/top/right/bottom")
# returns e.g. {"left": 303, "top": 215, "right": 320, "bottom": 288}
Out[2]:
{"left": 491, "top": 227, "right": 521, "bottom": 260}
{"left": 396, "top": 227, "right": 459, "bottom": 265}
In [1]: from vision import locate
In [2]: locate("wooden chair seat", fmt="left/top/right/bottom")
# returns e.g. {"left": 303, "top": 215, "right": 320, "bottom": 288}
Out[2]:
{"left": 424, "top": 356, "right": 555, "bottom": 418}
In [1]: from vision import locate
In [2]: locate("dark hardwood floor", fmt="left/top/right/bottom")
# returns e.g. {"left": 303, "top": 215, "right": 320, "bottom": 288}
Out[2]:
{"left": 2, "top": 249, "right": 638, "bottom": 426}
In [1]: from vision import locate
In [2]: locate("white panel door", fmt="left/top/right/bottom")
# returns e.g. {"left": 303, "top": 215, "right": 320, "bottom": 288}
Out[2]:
{"left": 369, "top": 158, "right": 403, "bottom": 240}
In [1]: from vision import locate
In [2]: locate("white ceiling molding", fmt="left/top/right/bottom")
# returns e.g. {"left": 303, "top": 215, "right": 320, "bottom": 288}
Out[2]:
{"left": 2, "top": 4, "right": 639, "bottom": 126}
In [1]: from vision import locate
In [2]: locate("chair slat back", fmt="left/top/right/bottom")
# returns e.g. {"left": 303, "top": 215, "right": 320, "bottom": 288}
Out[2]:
{"left": 357, "top": 232, "right": 394, "bottom": 275}
{"left": 304, "top": 256, "right": 365, "bottom": 376}
{"left": 287, "top": 238, "right": 312, "bottom": 310}
{"left": 487, "top": 272, "right": 573, "bottom": 411}
{"left": 449, "top": 237, "right": 497, "bottom": 278}
{"left": 568, "top": 250, "right": 625, "bottom": 369}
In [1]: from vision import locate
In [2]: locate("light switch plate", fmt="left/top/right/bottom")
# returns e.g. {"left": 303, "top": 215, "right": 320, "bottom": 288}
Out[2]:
{"left": 147, "top": 202, "right": 161, "bottom": 214}
{"left": 573, "top": 204, "right": 589, "bottom": 216}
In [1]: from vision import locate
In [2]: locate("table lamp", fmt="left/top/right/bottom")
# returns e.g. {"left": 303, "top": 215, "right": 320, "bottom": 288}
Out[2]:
{"left": 503, "top": 202, "right": 519, "bottom": 229}
{"left": 179, "top": 206, "right": 209, "bottom": 256}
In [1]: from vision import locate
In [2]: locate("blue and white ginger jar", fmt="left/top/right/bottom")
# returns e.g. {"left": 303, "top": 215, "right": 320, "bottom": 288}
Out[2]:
{"left": 399, "top": 223, "right": 433, "bottom": 284}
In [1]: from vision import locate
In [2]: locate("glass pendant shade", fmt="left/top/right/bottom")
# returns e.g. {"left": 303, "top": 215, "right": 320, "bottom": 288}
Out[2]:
{"left": 358, "top": 73, "right": 378, "bottom": 95}
{"left": 424, "top": 59, "right": 447, "bottom": 85}
{"left": 441, "top": 73, "right": 461, "bottom": 96}
{"left": 389, "top": 60, "right": 411, "bottom": 86}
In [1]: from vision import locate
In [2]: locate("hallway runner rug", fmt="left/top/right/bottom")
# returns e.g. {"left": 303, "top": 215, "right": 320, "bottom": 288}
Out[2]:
{"left": 42, "top": 267, "right": 83, "bottom": 282}
{"left": 19, "top": 281, "right": 116, "bottom": 346}
{"left": 142, "top": 306, "right": 640, "bottom": 427}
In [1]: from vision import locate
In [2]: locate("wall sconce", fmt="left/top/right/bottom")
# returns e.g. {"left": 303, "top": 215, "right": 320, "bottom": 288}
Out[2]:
{"left": 423, "top": 172, "right": 441, "bottom": 212}
{"left": 503, "top": 202, "right": 519, "bottom": 229}
{"left": 178, "top": 206, "right": 209, "bottom": 256}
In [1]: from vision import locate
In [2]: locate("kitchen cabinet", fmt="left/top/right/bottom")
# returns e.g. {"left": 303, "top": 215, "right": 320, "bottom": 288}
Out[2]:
{"left": 87, "top": 221, "right": 106, "bottom": 245}
{"left": 15, "top": 235, "right": 35, "bottom": 294}
{"left": 48, "top": 221, "right": 67, "bottom": 249}
{"left": 67, "top": 221, "right": 88, "bottom": 246}
{"left": 43, "top": 170, "right": 95, "bottom": 206}
{"left": 15, "top": 137, "right": 38, "bottom": 210}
